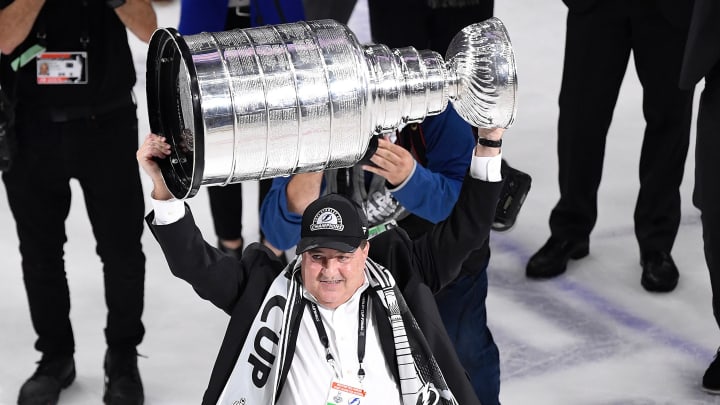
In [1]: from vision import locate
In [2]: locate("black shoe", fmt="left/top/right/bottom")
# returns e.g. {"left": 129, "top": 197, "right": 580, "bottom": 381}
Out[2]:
{"left": 18, "top": 354, "right": 75, "bottom": 405}
{"left": 703, "top": 348, "right": 720, "bottom": 394}
{"left": 640, "top": 251, "right": 679, "bottom": 292}
{"left": 526, "top": 237, "right": 589, "bottom": 279}
{"left": 218, "top": 239, "right": 243, "bottom": 260}
{"left": 103, "top": 349, "right": 144, "bottom": 405}
{"left": 492, "top": 160, "right": 532, "bottom": 232}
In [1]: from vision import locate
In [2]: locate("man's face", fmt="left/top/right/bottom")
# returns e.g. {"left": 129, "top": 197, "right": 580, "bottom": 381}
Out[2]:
{"left": 301, "top": 242, "right": 370, "bottom": 309}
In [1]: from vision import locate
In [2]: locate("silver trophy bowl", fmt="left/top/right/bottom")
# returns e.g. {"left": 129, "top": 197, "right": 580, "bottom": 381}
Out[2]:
{"left": 146, "top": 17, "right": 517, "bottom": 199}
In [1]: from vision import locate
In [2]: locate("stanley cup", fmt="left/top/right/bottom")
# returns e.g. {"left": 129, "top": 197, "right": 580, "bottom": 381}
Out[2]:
{"left": 146, "top": 17, "right": 517, "bottom": 199}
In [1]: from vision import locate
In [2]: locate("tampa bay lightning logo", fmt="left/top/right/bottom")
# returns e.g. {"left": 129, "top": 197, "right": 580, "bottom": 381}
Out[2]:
{"left": 310, "top": 208, "right": 345, "bottom": 232}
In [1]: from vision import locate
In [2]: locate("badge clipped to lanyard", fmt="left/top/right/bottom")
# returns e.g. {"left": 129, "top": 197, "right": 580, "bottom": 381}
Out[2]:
{"left": 36, "top": 52, "right": 88, "bottom": 85}
{"left": 326, "top": 380, "right": 366, "bottom": 405}
{"left": 306, "top": 292, "right": 370, "bottom": 404}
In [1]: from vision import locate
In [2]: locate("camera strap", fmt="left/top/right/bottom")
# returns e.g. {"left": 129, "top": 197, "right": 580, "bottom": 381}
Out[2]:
{"left": 0, "top": 53, "right": 18, "bottom": 109}
{"left": 1, "top": 52, "right": 19, "bottom": 171}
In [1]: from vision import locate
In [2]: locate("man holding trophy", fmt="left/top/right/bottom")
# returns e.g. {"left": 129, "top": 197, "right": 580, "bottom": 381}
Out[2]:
{"left": 142, "top": 17, "right": 516, "bottom": 404}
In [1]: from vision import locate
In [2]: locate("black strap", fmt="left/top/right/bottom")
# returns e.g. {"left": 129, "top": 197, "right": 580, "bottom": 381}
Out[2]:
{"left": 0, "top": 51, "right": 18, "bottom": 125}
{"left": 306, "top": 291, "right": 369, "bottom": 381}
{"left": 397, "top": 124, "right": 428, "bottom": 166}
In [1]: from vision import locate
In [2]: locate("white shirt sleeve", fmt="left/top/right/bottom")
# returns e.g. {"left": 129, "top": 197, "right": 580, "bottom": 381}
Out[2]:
{"left": 150, "top": 198, "right": 186, "bottom": 225}
{"left": 470, "top": 152, "right": 503, "bottom": 182}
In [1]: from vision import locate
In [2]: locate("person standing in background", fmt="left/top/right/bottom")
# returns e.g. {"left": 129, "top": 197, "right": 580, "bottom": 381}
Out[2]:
{"left": 526, "top": 0, "right": 695, "bottom": 293}
{"left": 678, "top": 0, "right": 720, "bottom": 393}
{"left": 0, "top": 1, "right": 156, "bottom": 404}
{"left": 177, "top": 0, "right": 304, "bottom": 264}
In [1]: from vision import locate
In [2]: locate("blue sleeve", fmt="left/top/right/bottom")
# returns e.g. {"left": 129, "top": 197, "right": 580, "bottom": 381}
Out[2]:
{"left": 178, "top": 0, "right": 228, "bottom": 35}
{"left": 390, "top": 105, "right": 475, "bottom": 223}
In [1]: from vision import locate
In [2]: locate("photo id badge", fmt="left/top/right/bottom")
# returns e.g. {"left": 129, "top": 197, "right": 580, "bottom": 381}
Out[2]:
{"left": 325, "top": 379, "right": 366, "bottom": 405}
{"left": 36, "top": 52, "right": 88, "bottom": 85}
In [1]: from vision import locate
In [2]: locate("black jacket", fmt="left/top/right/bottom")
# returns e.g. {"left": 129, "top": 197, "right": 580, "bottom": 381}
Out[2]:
{"left": 562, "top": 0, "right": 693, "bottom": 29}
{"left": 147, "top": 175, "right": 502, "bottom": 405}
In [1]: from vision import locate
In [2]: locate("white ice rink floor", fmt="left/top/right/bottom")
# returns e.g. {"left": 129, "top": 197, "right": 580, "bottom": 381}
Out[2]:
{"left": 1, "top": 1, "right": 719, "bottom": 404}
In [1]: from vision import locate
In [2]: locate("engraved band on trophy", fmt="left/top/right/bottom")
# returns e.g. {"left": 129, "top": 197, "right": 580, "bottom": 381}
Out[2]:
{"left": 146, "top": 17, "right": 517, "bottom": 199}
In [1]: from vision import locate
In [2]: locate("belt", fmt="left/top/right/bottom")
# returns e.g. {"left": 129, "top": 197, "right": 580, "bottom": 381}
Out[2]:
{"left": 20, "top": 94, "right": 134, "bottom": 123}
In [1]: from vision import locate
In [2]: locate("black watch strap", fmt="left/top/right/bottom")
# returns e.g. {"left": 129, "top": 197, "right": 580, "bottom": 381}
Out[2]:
{"left": 477, "top": 137, "right": 502, "bottom": 148}
{"left": 106, "top": 0, "right": 126, "bottom": 9}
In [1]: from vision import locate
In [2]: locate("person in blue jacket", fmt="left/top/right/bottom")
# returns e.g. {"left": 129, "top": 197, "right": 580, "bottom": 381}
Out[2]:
{"left": 261, "top": 107, "right": 472, "bottom": 249}
{"left": 260, "top": 104, "right": 503, "bottom": 403}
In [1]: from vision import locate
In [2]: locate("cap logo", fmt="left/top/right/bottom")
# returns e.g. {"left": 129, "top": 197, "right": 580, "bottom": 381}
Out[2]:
{"left": 310, "top": 208, "right": 345, "bottom": 232}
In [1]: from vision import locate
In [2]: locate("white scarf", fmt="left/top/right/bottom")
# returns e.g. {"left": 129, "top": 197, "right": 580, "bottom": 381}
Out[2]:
{"left": 216, "top": 256, "right": 458, "bottom": 405}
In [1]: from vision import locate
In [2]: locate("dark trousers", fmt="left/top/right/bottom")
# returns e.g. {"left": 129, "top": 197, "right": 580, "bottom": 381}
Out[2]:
{"left": 550, "top": 0, "right": 694, "bottom": 254}
{"left": 2, "top": 105, "right": 146, "bottom": 356}
{"left": 367, "top": 0, "right": 494, "bottom": 54}
{"left": 207, "top": 179, "right": 272, "bottom": 242}
{"left": 696, "top": 65, "right": 720, "bottom": 328}
{"left": 436, "top": 248, "right": 500, "bottom": 405}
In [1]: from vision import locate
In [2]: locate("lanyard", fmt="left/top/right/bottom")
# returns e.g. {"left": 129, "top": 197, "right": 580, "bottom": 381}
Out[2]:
{"left": 306, "top": 291, "right": 369, "bottom": 382}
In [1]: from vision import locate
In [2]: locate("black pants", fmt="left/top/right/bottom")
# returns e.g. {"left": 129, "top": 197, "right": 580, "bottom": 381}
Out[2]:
{"left": 2, "top": 104, "right": 146, "bottom": 356}
{"left": 207, "top": 179, "right": 272, "bottom": 242}
{"left": 550, "top": 0, "right": 694, "bottom": 254}
{"left": 696, "top": 64, "right": 720, "bottom": 328}
{"left": 367, "top": 0, "right": 494, "bottom": 54}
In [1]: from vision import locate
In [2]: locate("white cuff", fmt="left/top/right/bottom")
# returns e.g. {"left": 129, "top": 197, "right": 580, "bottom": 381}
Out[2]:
{"left": 470, "top": 153, "right": 503, "bottom": 182}
{"left": 151, "top": 198, "right": 185, "bottom": 225}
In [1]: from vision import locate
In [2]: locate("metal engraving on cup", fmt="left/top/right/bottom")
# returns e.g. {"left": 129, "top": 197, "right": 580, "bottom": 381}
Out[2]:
{"left": 146, "top": 17, "right": 517, "bottom": 199}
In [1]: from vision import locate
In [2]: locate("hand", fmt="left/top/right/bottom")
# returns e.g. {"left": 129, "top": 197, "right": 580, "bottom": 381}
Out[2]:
{"left": 362, "top": 137, "right": 416, "bottom": 187}
{"left": 137, "top": 133, "right": 170, "bottom": 177}
{"left": 137, "top": 133, "right": 173, "bottom": 200}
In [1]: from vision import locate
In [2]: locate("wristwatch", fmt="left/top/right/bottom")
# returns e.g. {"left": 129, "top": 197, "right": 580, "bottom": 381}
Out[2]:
{"left": 106, "top": 0, "right": 127, "bottom": 9}
{"left": 477, "top": 137, "right": 502, "bottom": 148}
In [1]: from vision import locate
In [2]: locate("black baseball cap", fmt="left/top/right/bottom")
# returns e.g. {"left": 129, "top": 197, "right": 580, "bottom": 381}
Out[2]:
{"left": 296, "top": 194, "right": 369, "bottom": 255}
